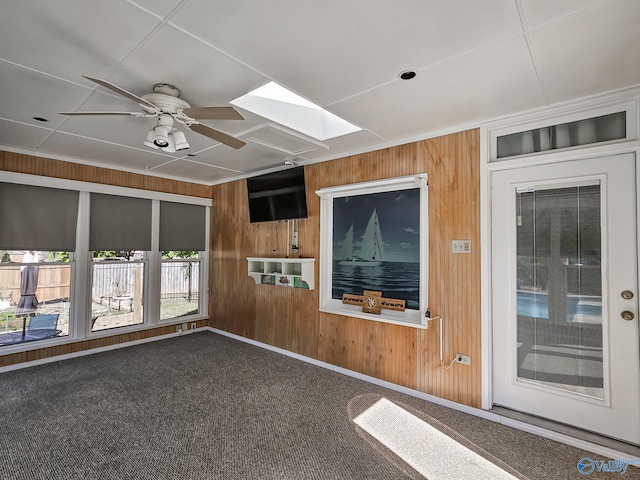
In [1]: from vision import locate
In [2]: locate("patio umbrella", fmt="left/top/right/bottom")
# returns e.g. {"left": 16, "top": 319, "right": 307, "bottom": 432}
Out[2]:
{"left": 17, "top": 252, "right": 39, "bottom": 313}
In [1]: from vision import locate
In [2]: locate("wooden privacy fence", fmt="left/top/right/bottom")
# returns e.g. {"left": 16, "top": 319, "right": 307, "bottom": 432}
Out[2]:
{"left": 92, "top": 260, "right": 200, "bottom": 302}
{"left": 0, "top": 264, "right": 71, "bottom": 304}
{"left": 0, "top": 260, "right": 199, "bottom": 307}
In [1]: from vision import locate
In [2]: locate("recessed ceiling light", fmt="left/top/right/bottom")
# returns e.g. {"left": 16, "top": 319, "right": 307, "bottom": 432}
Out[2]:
{"left": 399, "top": 70, "right": 417, "bottom": 80}
{"left": 32, "top": 116, "right": 49, "bottom": 122}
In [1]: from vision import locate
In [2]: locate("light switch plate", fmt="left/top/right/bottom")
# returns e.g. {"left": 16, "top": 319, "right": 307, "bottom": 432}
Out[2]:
{"left": 452, "top": 240, "right": 471, "bottom": 254}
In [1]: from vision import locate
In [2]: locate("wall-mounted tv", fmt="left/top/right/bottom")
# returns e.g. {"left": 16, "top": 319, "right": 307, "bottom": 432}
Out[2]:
{"left": 247, "top": 166, "right": 308, "bottom": 223}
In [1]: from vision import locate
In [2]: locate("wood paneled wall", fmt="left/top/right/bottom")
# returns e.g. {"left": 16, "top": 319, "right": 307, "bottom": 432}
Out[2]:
{"left": 0, "top": 151, "right": 211, "bottom": 198}
{"left": 210, "top": 129, "right": 481, "bottom": 407}
{"left": 0, "top": 150, "right": 211, "bottom": 367}
{"left": 1, "top": 134, "right": 481, "bottom": 407}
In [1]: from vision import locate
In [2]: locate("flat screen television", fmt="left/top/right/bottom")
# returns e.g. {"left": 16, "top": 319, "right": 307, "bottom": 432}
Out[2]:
{"left": 247, "top": 166, "right": 308, "bottom": 223}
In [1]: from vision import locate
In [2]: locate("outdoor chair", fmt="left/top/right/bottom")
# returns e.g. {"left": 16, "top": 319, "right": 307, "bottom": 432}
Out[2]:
{"left": 27, "top": 314, "right": 59, "bottom": 331}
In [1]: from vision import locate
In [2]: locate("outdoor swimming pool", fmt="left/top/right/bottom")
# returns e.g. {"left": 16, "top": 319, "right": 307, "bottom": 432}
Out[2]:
{"left": 517, "top": 290, "right": 602, "bottom": 321}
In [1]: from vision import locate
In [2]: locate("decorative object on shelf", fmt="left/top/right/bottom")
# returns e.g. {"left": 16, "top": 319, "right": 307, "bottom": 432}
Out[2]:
{"left": 293, "top": 277, "right": 309, "bottom": 289}
{"left": 261, "top": 274, "right": 275, "bottom": 285}
{"left": 342, "top": 290, "right": 406, "bottom": 315}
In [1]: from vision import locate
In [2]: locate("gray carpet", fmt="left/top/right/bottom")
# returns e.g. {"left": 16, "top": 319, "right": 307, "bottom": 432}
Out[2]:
{"left": 0, "top": 331, "right": 637, "bottom": 479}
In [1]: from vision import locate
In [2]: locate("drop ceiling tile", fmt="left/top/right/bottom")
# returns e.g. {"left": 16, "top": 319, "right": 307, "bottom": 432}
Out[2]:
{"left": 520, "top": 0, "right": 605, "bottom": 28}
{"left": 0, "top": 120, "right": 54, "bottom": 152}
{"left": 0, "top": 64, "right": 90, "bottom": 131}
{"left": 171, "top": 0, "right": 522, "bottom": 106}
{"left": 42, "top": 132, "right": 173, "bottom": 172}
{"left": 330, "top": 36, "right": 544, "bottom": 141}
{"left": 298, "top": 130, "right": 383, "bottom": 162}
{"left": 0, "top": 0, "right": 161, "bottom": 83}
{"left": 244, "top": 124, "right": 325, "bottom": 156}
{"left": 188, "top": 141, "right": 289, "bottom": 173}
{"left": 530, "top": 0, "right": 640, "bottom": 103}
{"left": 149, "top": 159, "right": 238, "bottom": 184}
{"left": 109, "top": 24, "right": 269, "bottom": 109}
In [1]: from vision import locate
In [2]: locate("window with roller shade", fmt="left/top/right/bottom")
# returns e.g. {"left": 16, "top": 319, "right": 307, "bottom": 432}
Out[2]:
{"left": 0, "top": 174, "right": 210, "bottom": 349}
{"left": 159, "top": 201, "right": 206, "bottom": 321}
{"left": 90, "top": 193, "right": 151, "bottom": 332}
{"left": 0, "top": 183, "right": 78, "bottom": 345}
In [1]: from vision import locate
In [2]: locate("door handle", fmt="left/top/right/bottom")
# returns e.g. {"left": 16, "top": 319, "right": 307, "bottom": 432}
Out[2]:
{"left": 621, "top": 311, "right": 635, "bottom": 321}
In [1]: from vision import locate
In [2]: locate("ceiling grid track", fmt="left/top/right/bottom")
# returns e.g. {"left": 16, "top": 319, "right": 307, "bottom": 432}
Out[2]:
{"left": 514, "top": 0, "right": 550, "bottom": 106}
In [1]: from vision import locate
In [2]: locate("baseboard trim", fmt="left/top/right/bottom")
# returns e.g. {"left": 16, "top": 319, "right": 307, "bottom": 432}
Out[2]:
{"left": 0, "top": 327, "right": 206, "bottom": 374}
{"left": 208, "top": 327, "right": 640, "bottom": 463}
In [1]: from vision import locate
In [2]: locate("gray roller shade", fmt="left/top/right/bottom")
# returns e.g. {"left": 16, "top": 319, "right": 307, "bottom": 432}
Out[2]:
{"left": 0, "top": 182, "right": 79, "bottom": 251}
{"left": 90, "top": 193, "right": 152, "bottom": 251}
{"left": 159, "top": 201, "right": 206, "bottom": 251}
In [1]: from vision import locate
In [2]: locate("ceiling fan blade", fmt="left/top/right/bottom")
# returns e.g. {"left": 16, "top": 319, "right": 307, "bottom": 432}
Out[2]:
{"left": 188, "top": 123, "right": 246, "bottom": 149}
{"left": 59, "top": 111, "right": 144, "bottom": 116}
{"left": 83, "top": 75, "right": 157, "bottom": 110}
{"left": 181, "top": 106, "right": 244, "bottom": 120}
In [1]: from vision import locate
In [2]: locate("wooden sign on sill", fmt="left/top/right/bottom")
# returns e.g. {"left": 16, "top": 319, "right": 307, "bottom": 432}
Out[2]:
{"left": 342, "top": 290, "right": 406, "bottom": 315}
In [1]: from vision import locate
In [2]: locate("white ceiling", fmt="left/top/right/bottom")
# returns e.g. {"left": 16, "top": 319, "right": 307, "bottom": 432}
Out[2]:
{"left": 1, "top": 0, "right": 639, "bottom": 185}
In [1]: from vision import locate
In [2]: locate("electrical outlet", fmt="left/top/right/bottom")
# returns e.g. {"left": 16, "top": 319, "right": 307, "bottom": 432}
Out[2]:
{"left": 190, "top": 323, "right": 197, "bottom": 330}
{"left": 177, "top": 326, "right": 183, "bottom": 334}
{"left": 456, "top": 354, "right": 471, "bottom": 365}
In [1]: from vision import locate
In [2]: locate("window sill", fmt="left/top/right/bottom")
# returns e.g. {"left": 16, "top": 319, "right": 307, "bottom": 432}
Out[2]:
{"left": 320, "top": 303, "right": 426, "bottom": 329}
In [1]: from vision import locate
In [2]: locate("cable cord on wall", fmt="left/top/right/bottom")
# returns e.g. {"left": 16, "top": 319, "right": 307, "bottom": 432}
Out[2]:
{"left": 272, "top": 221, "right": 279, "bottom": 253}
{"left": 426, "top": 315, "right": 458, "bottom": 369}
{"left": 286, "top": 220, "right": 290, "bottom": 257}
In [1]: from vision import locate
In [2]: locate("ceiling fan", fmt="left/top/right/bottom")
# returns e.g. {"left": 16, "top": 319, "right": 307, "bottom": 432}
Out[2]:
{"left": 60, "top": 75, "right": 246, "bottom": 151}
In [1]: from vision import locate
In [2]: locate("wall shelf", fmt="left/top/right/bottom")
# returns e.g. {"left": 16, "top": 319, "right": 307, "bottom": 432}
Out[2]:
{"left": 247, "top": 257, "right": 315, "bottom": 290}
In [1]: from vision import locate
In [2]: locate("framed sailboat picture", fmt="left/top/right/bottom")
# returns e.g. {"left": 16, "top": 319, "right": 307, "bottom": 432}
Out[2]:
{"left": 316, "top": 174, "right": 429, "bottom": 327}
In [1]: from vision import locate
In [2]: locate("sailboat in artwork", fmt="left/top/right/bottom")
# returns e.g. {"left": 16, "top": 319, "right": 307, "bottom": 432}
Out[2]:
{"left": 339, "top": 209, "right": 384, "bottom": 266}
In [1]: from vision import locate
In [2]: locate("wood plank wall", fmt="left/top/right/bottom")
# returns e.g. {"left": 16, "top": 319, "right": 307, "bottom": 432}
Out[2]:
{"left": 0, "top": 151, "right": 211, "bottom": 197}
{"left": 210, "top": 129, "right": 481, "bottom": 407}
{"left": 0, "top": 150, "right": 211, "bottom": 367}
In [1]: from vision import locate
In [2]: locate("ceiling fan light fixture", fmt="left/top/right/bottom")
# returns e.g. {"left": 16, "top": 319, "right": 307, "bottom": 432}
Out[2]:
{"left": 62, "top": 76, "right": 246, "bottom": 150}
{"left": 144, "top": 129, "right": 159, "bottom": 150}
{"left": 161, "top": 133, "right": 176, "bottom": 153}
{"left": 152, "top": 125, "right": 171, "bottom": 147}
{"left": 172, "top": 130, "right": 190, "bottom": 151}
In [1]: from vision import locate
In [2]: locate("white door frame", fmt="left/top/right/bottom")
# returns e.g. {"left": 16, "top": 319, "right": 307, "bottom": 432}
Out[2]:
{"left": 480, "top": 89, "right": 640, "bottom": 413}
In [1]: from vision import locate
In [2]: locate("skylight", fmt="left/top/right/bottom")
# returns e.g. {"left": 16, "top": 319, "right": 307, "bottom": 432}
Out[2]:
{"left": 231, "top": 82, "right": 362, "bottom": 141}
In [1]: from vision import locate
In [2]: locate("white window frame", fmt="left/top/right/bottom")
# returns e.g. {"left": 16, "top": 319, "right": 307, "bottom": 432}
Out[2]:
{"left": 89, "top": 255, "right": 148, "bottom": 333}
{"left": 486, "top": 98, "right": 638, "bottom": 164}
{"left": 0, "top": 171, "right": 211, "bottom": 351}
{"left": 316, "top": 174, "right": 429, "bottom": 328}
{"left": 158, "top": 255, "right": 205, "bottom": 323}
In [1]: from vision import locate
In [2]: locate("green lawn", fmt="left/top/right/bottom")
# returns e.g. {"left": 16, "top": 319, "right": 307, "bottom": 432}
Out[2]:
{"left": 160, "top": 301, "right": 199, "bottom": 320}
